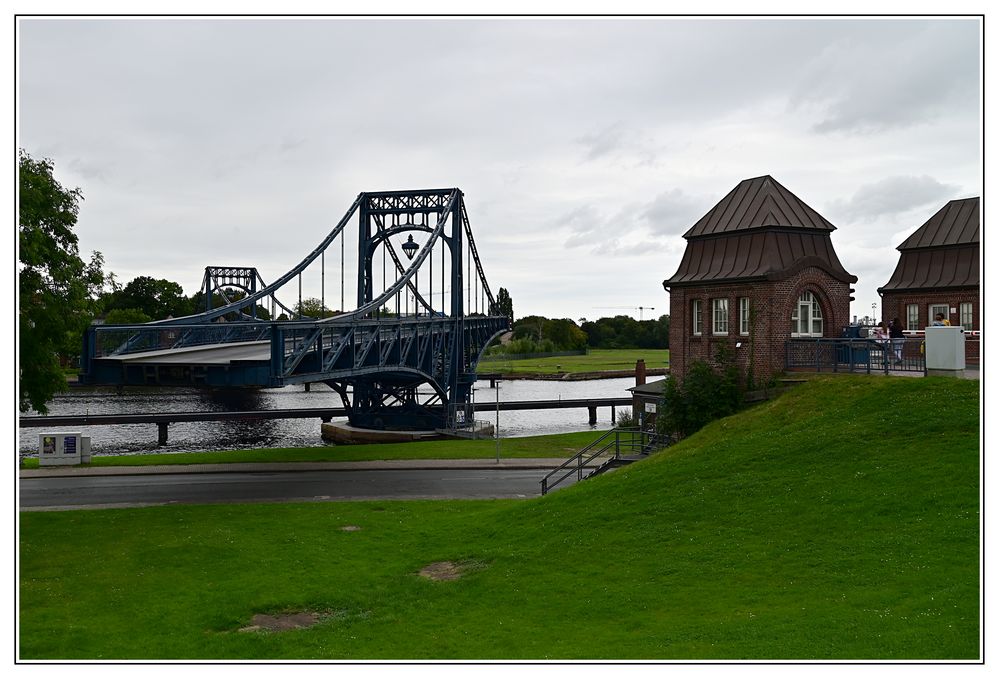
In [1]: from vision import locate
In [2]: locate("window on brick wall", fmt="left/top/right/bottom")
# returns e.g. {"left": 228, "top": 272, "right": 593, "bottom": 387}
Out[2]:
{"left": 791, "top": 291, "right": 823, "bottom": 337}
{"left": 960, "top": 302, "right": 974, "bottom": 331}
{"left": 739, "top": 297, "right": 750, "bottom": 335}
{"left": 692, "top": 300, "right": 703, "bottom": 336}
{"left": 906, "top": 304, "right": 919, "bottom": 331}
{"left": 929, "top": 304, "right": 949, "bottom": 325}
{"left": 712, "top": 299, "right": 728, "bottom": 335}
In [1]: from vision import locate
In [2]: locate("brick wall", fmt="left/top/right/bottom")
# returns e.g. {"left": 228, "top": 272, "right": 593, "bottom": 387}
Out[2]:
{"left": 880, "top": 289, "right": 979, "bottom": 331}
{"left": 668, "top": 267, "right": 853, "bottom": 384}
{"left": 880, "top": 288, "right": 980, "bottom": 363}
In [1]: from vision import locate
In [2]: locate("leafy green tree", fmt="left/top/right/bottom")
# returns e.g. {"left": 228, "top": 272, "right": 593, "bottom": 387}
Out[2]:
{"left": 103, "top": 275, "right": 192, "bottom": 320}
{"left": 495, "top": 287, "right": 514, "bottom": 321}
{"left": 19, "top": 150, "right": 105, "bottom": 413}
{"left": 103, "top": 308, "right": 152, "bottom": 325}
{"left": 581, "top": 314, "right": 670, "bottom": 349}
{"left": 658, "top": 344, "right": 745, "bottom": 440}
{"left": 294, "top": 297, "right": 336, "bottom": 319}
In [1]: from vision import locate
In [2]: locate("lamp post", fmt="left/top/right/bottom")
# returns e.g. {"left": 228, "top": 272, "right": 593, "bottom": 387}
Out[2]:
{"left": 494, "top": 380, "right": 501, "bottom": 463}
{"left": 872, "top": 302, "right": 877, "bottom": 323}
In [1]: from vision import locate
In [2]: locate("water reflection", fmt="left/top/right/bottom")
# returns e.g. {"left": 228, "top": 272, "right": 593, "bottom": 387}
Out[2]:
{"left": 19, "top": 378, "right": 636, "bottom": 458}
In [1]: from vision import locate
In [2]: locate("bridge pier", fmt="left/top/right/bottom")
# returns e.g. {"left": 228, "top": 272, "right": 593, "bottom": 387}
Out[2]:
{"left": 588, "top": 406, "right": 597, "bottom": 426}
{"left": 157, "top": 422, "right": 169, "bottom": 446}
{"left": 304, "top": 383, "right": 311, "bottom": 392}
{"left": 611, "top": 405, "right": 616, "bottom": 423}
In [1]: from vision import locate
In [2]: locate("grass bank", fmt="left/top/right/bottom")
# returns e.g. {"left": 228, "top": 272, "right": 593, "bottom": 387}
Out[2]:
{"left": 19, "top": 375, "right": 979, "bottom": 659}
{"left": 19, "top": 431, "right": 599, "bottom": 469}
{"left": 481, "top": 348, "right": 668, "bottom": 375}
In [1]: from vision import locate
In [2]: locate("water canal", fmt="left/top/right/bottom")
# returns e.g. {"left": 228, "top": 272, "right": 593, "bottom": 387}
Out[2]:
{"left": 18, "top": 378, "right": 636, "bottom": 459}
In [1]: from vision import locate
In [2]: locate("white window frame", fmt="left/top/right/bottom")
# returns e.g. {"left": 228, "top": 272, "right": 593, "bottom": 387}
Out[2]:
{"left": 906, "top": 304, "right": 919, "bottom": 331}
{"left": 739, "top": 297, "right": 750, "bottom": 335}
{"left": 959, "top": 302, "right": 973, "bottom": 331}
{"left": 929, "top": 304, "right": 949, "bottom": 326}
{"left": 791, "top": 291, "right": 824, "bottom": 338}
{"left": 712, "top": 299, "right": 729, "bottom": 335}
{"left": 692, "top": 300, "right": 703, "bottom": 336}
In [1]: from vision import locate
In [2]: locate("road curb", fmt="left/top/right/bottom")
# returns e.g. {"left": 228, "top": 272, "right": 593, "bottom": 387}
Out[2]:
{"left": 18, "top": 458, "right": 574, "bottom": 478}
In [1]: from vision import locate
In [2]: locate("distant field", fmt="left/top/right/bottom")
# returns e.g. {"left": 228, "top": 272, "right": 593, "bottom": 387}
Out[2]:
{"left": 481, "top": 348, "right": 668, "bottom": 374}
{"left": 19, "top": 375, "right": 979, "bottom": 659}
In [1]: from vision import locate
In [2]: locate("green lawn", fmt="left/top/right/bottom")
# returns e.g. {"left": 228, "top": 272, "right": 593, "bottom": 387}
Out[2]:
{"left": 19, "top": 431, "right": 598, "bottom": 468}
{"left": 19, "top": 375, "right": 979, "bottom": 659}
{"left": 481, "top": 348, "right": 668, "bottom": 374}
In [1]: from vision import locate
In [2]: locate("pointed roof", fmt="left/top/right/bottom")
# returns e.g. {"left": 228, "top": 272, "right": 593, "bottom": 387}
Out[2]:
{"left": 878, "top": 197, "right": 980, "bottom": 293}
{"left": 684, "top": 175, "right": 835, "bottom": 239}
{"left": 896, "top": 197, "right": 979, "bottom": 250}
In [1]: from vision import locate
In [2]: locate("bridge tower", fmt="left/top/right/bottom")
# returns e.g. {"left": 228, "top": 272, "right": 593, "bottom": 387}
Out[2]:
{"left": 80, "top": 187, "right": 509, "bottom": 433}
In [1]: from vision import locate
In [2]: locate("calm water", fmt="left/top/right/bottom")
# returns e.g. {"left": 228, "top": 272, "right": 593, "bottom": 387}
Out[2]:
{"left": 18, "top": 378, "right": 635, "bottom": 459}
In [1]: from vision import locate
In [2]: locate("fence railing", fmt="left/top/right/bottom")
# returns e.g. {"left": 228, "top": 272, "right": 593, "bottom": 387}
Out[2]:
{"left": 785, "top": 337, "right": 927, "bottom": 374}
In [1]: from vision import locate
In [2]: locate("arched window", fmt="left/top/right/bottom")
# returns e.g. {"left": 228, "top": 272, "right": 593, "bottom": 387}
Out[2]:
{"left": 791, "top": 291, "right": 823, "bottom": 337}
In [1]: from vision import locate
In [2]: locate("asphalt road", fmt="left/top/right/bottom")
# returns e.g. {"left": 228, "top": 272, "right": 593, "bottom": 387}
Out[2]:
{"left": 18, "top": 467, "right": 570, "bottom": 510}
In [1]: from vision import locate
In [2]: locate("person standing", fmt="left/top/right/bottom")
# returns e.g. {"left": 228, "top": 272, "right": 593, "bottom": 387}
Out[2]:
{"left": 889, "top": 317, "right": 905, "bottom": 363}
{"left": 932, "top": 313, "right": 950, "bottom": 326}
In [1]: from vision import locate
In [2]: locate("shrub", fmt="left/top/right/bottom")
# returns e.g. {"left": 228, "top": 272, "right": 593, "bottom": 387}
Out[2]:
{"left": 658, "top": 345, "right": 745, "bottom": 440}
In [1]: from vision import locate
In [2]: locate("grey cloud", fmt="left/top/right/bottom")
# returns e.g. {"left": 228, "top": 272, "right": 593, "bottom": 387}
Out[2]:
{"left": 790, "top": 21, "right": 979, "bottom": 134}
{"left": 640, "top": 189, "right": 708, "bottom": 237}
{"left": 577, "top": 123, "right": 628, "bottom": 161}
{"left": 828, "top": 175, "right": 959, "bottom": 223}
{"left": 590, "top": 238, "right": 670, "bottom": 257}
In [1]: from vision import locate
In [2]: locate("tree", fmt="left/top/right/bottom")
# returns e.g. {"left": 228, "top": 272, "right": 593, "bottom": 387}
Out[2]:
{"left": 495, "top": 287, "right": 514, "bottom": 321}
{"left": 103, "top": 275, "right": 192, "bottom": 320}
{"left": 293, "top": 297, "right": 336, "bottom": 319}
{"left": 658, "top": 345, "right": 745, "bottom": 440}
{"left": 19, "top": 150, "right": 105, "bottom": 413}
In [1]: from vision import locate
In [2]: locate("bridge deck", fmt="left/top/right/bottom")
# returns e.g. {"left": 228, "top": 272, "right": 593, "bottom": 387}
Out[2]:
{"left": 114, "top": 341, "right": 270, "bottom": 364}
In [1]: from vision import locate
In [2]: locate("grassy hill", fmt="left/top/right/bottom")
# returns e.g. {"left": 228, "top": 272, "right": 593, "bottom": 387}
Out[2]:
{"left": 19, "top": 375, "right": 979, "bottom": 659}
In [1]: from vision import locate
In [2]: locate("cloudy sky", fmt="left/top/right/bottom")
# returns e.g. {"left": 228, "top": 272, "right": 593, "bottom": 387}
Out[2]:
{"left": 17, "top": 16, "right": 982, "bottom": 324}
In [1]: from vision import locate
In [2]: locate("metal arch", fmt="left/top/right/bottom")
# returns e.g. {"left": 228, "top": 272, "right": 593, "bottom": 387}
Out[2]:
{"left": 81, "top": 187, "right": 511, "bottom": 431}
{"left": 350, "top": 189, "right": 459, "bottom": 320}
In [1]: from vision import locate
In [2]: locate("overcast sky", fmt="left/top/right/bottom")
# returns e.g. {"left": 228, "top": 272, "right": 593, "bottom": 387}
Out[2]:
{"left": 17, "top": 16, "right": 982, "bottom": 324}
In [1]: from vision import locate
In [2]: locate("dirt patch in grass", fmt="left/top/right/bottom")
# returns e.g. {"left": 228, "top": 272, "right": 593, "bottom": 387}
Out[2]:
{"left": 418, "top": 560, "right": 483, "bottom": 581}
{"left": 239, "top": 612, "right": 321, "bottom": 633}
{"left": 340, "top": 525, "right": 362, "bottom": 532}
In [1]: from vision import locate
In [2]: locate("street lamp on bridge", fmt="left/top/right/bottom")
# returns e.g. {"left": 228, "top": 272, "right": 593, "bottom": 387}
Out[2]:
{"left": 402, "top": 235, "right": 419, "bottom": 260}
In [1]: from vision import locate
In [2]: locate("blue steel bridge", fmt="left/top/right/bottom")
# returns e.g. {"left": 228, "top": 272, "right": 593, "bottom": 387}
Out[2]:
{"left": 80, "top": 188, "right": 511, "bottom": 431}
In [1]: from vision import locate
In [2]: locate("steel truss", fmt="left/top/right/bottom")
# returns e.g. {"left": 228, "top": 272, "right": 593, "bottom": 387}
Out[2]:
{"left": 81, "top": 189, "right": 510, "bottom": 431}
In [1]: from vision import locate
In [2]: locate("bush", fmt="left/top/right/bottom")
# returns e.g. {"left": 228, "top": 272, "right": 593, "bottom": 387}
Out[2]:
{"left": 658, "top": 345, "right": 745, "bottom": 440}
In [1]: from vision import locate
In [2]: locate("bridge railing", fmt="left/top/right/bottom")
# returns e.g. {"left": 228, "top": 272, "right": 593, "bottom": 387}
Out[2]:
{"left": 88, "top": 321, "right": 274, "bottom": 358}
{"left": 85, "top": 314, "right": 510, "bottom": 387}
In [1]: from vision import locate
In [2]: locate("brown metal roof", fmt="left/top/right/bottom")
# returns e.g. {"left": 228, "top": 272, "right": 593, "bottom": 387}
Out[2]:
{"left": 683, "top": 175, "right": 835, "bottom": 238}
{"left": 878, "top": 197, "right": 980, "bottom": 293}
{"left": 896, "top": 197, "right": 979, "bottom": 250}
{"left": 665, "top": 176, "right": 854, "bottom": 287}
{"left": 665, "top": 230, "right": 856, "bottom": 286}
{"left": 878, "top": 245, "right": 979, "bottom": 292}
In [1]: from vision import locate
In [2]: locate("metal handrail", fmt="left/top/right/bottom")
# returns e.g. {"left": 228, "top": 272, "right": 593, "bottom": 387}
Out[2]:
{"left": 541, "top": 428, "right": 661, "bottom": 495}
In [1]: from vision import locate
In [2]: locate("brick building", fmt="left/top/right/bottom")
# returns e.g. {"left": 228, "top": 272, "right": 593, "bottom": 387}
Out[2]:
{"left": 663, "top": 175, "right": 857, "bottom": 384}
{"left": 877, "top": 197, "right": 980, "bottom": 332}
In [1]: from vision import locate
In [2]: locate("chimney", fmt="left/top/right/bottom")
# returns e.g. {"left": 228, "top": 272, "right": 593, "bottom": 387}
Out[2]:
{"left": 635, "top": 359, "right": 647, "bottom": 386}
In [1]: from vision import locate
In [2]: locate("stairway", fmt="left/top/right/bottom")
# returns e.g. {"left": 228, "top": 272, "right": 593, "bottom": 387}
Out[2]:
{"left": 540, "top": 428, "right": 666, "bottom": 495}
